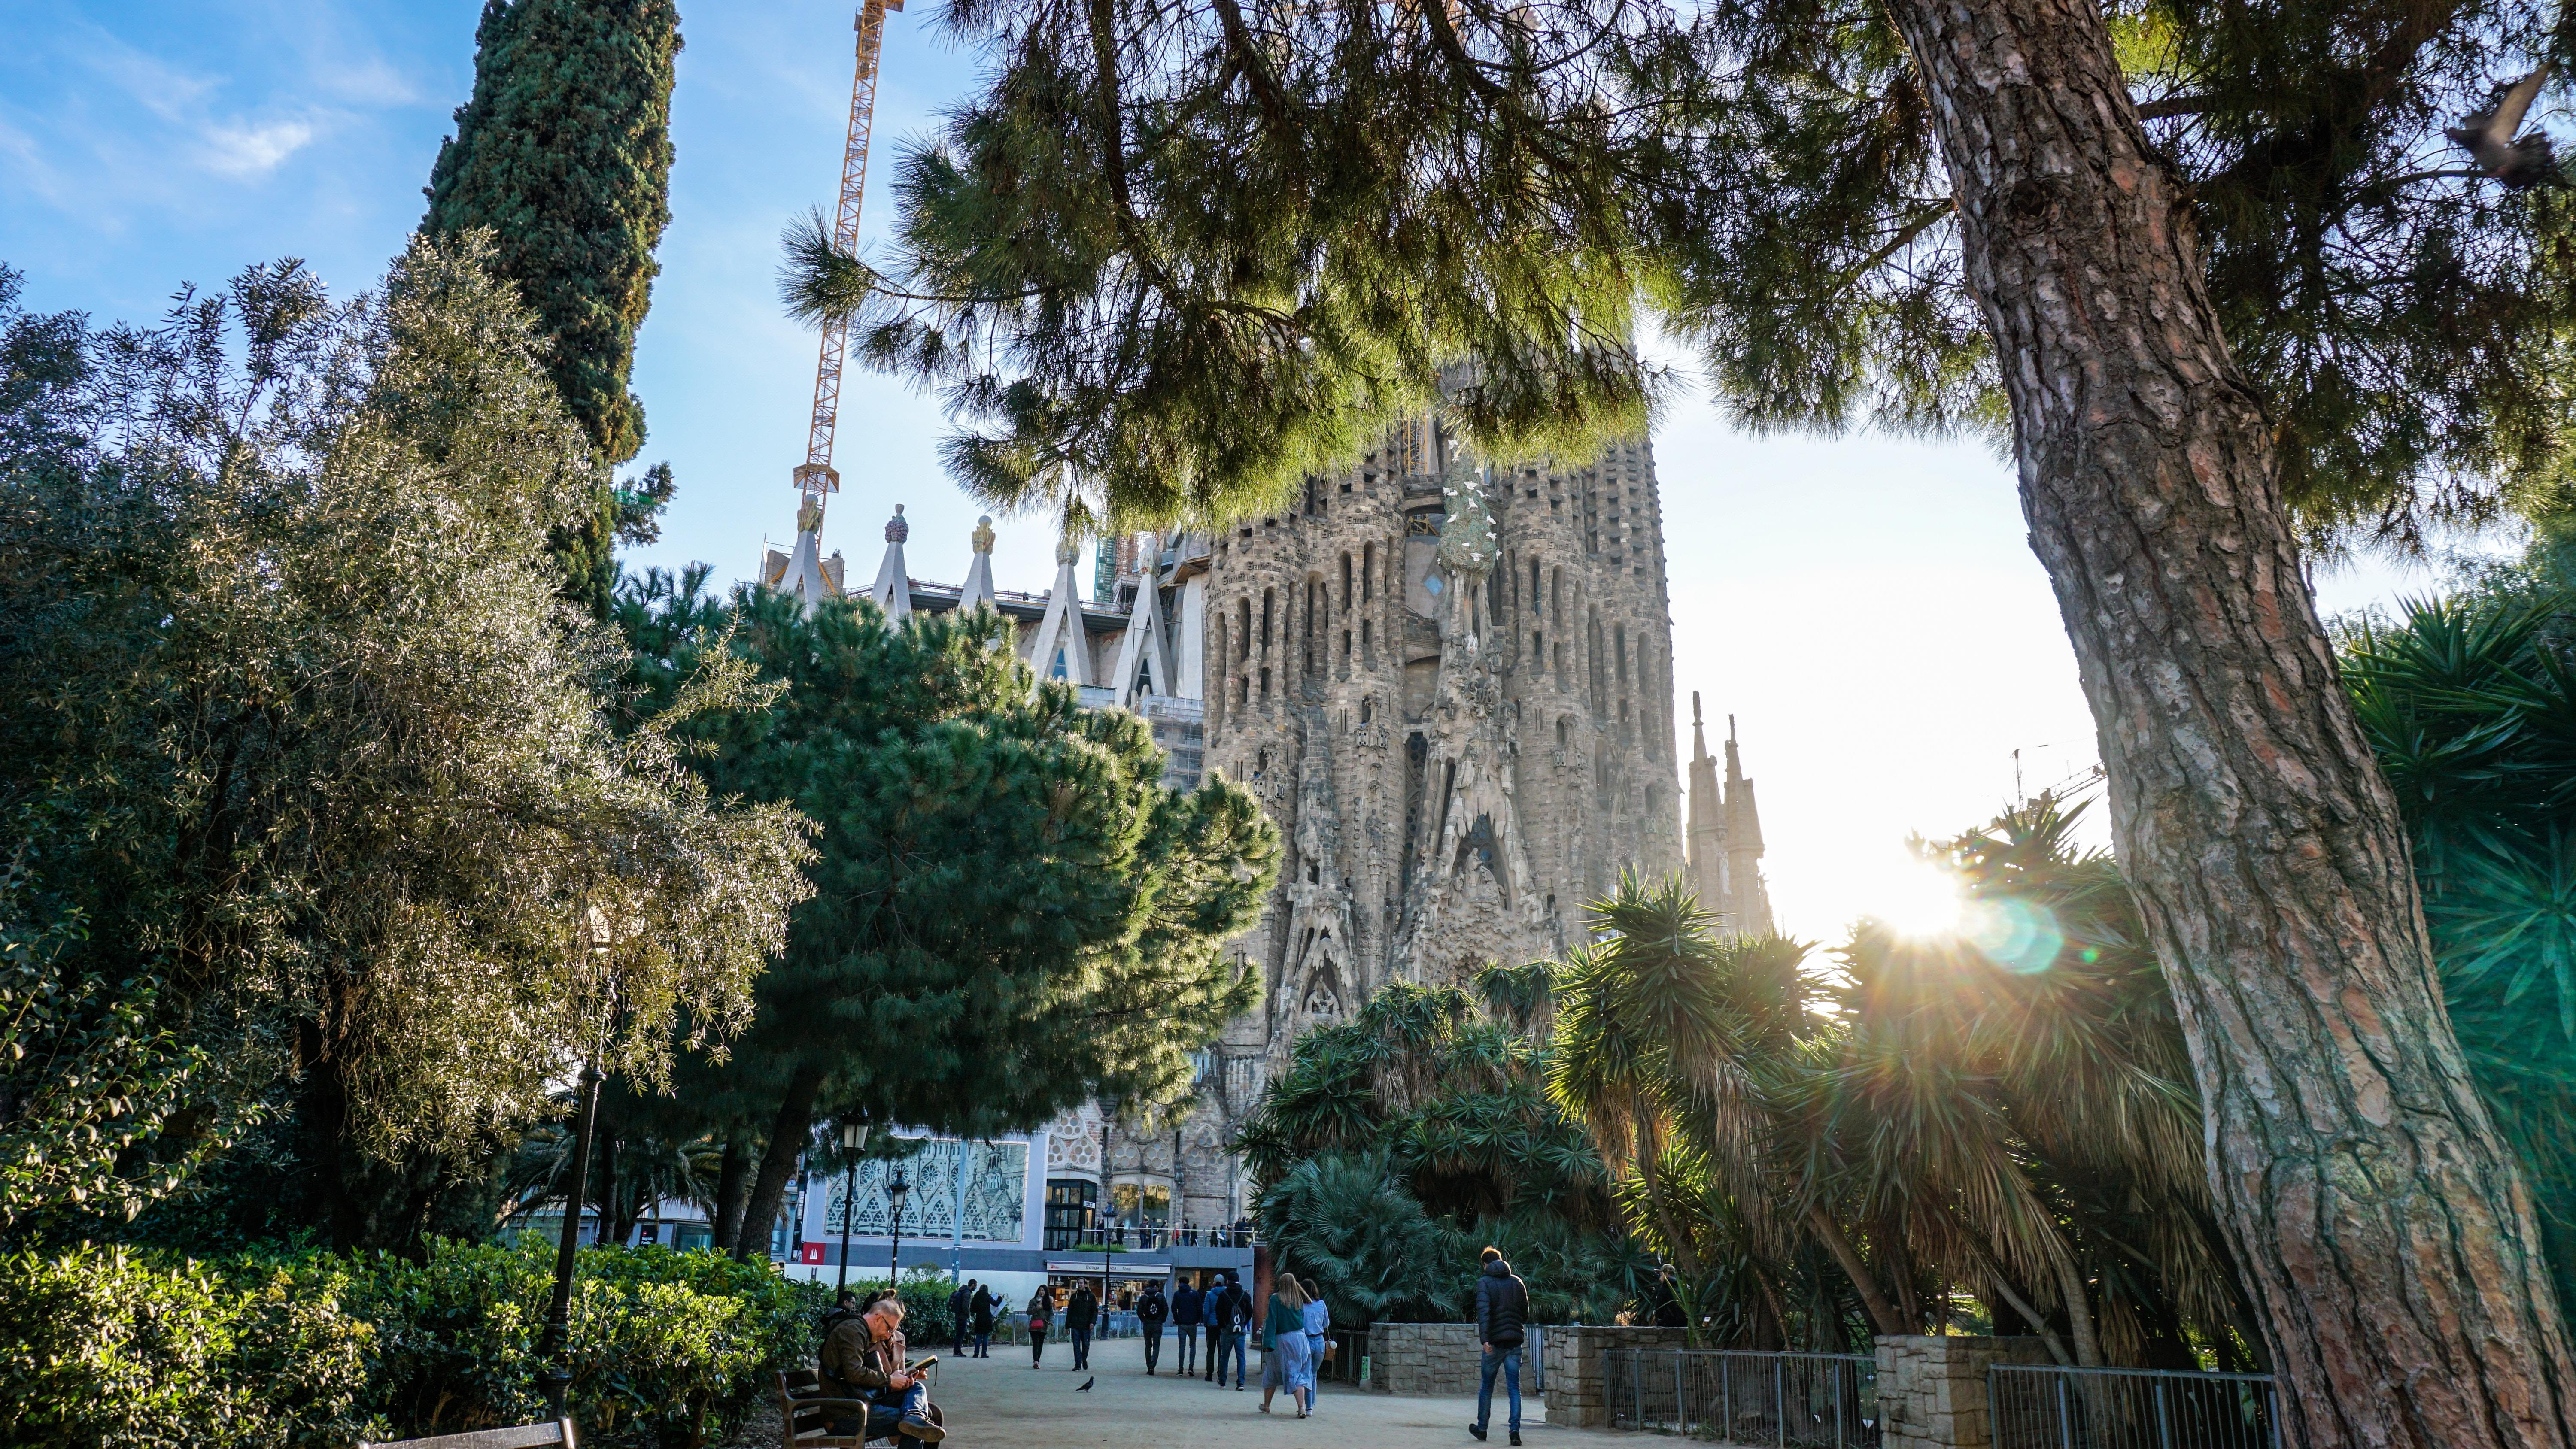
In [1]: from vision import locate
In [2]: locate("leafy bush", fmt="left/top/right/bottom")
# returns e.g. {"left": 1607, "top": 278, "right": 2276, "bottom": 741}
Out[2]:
{"left": 0, "top": 1240, "right": 826, "bottom": 1449}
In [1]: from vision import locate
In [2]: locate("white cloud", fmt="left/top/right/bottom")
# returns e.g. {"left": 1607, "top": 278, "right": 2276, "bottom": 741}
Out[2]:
{"left": 201, "top": 118, "right": 318, "bottom": 178}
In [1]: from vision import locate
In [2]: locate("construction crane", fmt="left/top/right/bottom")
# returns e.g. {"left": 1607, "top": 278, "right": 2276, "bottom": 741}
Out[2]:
{"left": 792, "top": 0, "right": 903, "bottom": 518}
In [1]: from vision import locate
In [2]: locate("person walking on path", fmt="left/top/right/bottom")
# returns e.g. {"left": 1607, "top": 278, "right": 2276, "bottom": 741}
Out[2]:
{"left": 1208, "top": 1271, "right": 1252, "bottom": 1388}
{"left": 1259, "top": 1274, "right": 1310, "bottom": 1415}
{"left": 1067, "top": 1283, "right": 1099, "bottom": 1370}
{"left": 1467, "top": 1247, "right": 1529, "bottom": 1446}
{"left": 1139, "top": 1279, "right": 1171, "bottom": 1374}
{"left": 1298, "top": 1285, "right": 1331, "bottom": 1415}
{"left": 1171, "top": 1276, "right": 1204, "bottom": 1376}
{"left": 971, "top": 1283, "right": 997, "bottom": 1359}
{"left": 948, "top": 1279, "right": 978, "bottom": 1357}
{"left": 1026, "top": 1285, "right": 1057, "bottom": 1369}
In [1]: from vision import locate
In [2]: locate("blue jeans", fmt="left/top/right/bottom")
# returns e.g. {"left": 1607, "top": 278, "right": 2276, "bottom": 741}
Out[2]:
{"left": 1476, "top": 1344, "right": 1521, "bottom": 1433}
{"left": 1174, "top": 1324, "right": 1198, "bottom": 1372}
{"left": 1215, "top": 1328, "right": 1248, "bottom": 1386}
{"left": 829, "top": 1380, "right": 931, "bottom": 1438}
{"left": 1144, "top": 1324, "right": 1165, "bottom": 1371}
{"left": 1072, "top": 1325, "right": 1093, "bottom": 1369}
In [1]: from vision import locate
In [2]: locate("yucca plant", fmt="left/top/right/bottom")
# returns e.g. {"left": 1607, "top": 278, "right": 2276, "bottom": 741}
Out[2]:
{"left": 2342, "top": 582, "right": 2576, "bottom": 1314}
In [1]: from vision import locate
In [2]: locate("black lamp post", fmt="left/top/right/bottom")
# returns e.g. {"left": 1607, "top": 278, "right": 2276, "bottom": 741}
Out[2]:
{"left": 837, "top": 1121, "right": 868, "bottom": 1295}
{"left": 887, "top": 1165, "right": 911, "bottom": 1280}
{"left": 538, "top": 906, "right": 615, "bottom": 1421}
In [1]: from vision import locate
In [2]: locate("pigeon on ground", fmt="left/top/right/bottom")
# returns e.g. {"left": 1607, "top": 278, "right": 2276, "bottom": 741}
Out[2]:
{"left": 2447, "top": 64, "right": 2558, "bottom": 188}
{"left": 1076, "top": 1376, "right": 1095, "bottom": 1392}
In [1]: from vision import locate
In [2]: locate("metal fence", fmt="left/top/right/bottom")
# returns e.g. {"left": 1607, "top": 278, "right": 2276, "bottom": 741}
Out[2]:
{"left": 1605, "top": 1349, "right": 1878, "bottom": 1449}
{"left": 1990, "top": 1365, "right": 2279, "bottom": 1449}
{"left": 1318, "top": 1328, "right": 1369, "bottom": 1386}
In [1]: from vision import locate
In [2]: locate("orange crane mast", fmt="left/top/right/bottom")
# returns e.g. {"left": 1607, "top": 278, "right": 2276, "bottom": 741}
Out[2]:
{"left": 793, "top": 0, "right": 903, "bottom": 516}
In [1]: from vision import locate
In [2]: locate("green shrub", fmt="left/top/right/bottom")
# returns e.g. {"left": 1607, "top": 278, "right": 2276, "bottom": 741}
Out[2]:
{"left": 0, "top": 1241, "right": 826, "bottom": 1449}
{"left": 0, "top": 1245, "right": 378, "bottom": 1449}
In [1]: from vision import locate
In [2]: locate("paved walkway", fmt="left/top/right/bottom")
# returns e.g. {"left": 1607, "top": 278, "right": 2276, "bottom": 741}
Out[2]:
{"left": 920, "top": 1334, "right": 1624, "bottom": 1449}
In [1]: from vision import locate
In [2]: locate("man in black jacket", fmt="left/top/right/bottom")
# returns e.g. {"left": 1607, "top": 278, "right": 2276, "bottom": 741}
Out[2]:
{"left": 1469, "top": 1247, "right": 1528, "bottom": 1446}
{"left": 948, "top": 1279, "right": 978, "bottom": 1356}
{"left": 1206, "top": 1271, "right": 1253, "bottom": 1388}
{"left": 1171, "top": 1277, "right": 1204, "bottom": 1376}
{"left": 1067, "top": 1284, "right": 1100, "bottom": 1370}
{"left": 1139, "top": 1279, "right": 1172, "bottom": 1373}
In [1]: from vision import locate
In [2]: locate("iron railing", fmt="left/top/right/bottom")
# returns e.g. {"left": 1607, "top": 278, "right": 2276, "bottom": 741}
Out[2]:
{"left": 1990, "top": 1365, "right": 2279, "bottom": 1449}
{"left": 1605, "top": 1349, "right": 1878, "bottom": 1449}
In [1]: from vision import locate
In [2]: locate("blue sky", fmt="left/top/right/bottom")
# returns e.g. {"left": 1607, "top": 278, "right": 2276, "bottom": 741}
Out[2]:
{"left": 0, "top": 0, "right": 2463, "bottom": 939}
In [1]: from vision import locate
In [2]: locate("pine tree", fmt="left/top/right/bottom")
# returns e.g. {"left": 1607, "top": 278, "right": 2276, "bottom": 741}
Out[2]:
{"left": 425, "top": 0, "right": 681, "bottom": 612}
{"left": 781, "top": 0, "right": 2576, "bottom": 1439}
{"left": 613, "top": 573, "right": 1279, "bottom": 1259}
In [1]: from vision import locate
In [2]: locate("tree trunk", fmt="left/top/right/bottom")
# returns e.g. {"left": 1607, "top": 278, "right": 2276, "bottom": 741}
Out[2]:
{"left": 734, "top": 1064, "right": 825, "bottom": 1261}
{"left": 1807, "top": 1206, "right": 1907, "bottom": 1338}
{"left": 591, "top": 1113, "right": 623, "bottom": 1249}
{"left": 711, "top": 1136, "right": 753, "bottom": 1252}
{"left": 1879, "top": 0, "right": 2576, "bottom": 1441}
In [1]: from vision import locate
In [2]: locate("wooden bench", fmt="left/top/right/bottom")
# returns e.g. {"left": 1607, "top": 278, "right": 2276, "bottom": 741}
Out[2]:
{"left": 778, "top": 1368, "right": 944, "bottom": 1448}
{"left": 359, "top": 1423, "right": 577, "bottom": 1449}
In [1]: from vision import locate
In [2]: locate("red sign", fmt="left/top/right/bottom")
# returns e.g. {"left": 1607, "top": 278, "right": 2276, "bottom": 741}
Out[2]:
{"left": 799, "top": 1242, "right": 825, "bottom": 1265}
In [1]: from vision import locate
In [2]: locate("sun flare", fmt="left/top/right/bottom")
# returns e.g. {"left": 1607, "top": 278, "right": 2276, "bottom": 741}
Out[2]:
{"left": 1868, "top": 855, "right": 1968, "bottom": 937}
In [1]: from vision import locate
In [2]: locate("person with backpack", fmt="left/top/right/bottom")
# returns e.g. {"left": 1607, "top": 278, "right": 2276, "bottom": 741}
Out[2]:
{"left": 1171, "top": 1276, "right": 1205, "bottom": 1376}
{"left": 1139, "top": 1278, "right": 1172, "bottom": 1374}
{"left": 1468, "top": 1246, "right": 1529, "bottom": 1446}
{"left": 1207, "top": 1271, "right": 1253, "bottom": 1388}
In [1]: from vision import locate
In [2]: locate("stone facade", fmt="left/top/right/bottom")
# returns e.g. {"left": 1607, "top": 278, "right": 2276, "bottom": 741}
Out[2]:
{"left": 1170, "top": 416, "right": 1694, "bottom": 1215}
{"left": 762, "top": 411, "right": 1766, "bottom": 1231}
{"left": 1875, "top": 1335, "right": 2053, "bottom": 1449}
{"left": 1364, "top": 1322, "right": 1489, "bottom": 1397}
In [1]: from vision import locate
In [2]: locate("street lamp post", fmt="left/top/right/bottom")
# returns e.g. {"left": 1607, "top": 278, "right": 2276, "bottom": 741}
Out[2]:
{"left": 837, "top": 1122, "right": 869, "bottom": 1295}
{"left": 538, "top": 907, "right": 615, "bottom": 1421}
{"left": 888, "top": 1167, "right": 911, "bottom": 1280}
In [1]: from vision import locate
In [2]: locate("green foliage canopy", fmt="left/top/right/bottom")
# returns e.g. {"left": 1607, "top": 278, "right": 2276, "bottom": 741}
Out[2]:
{"left": 614, "top": 568, "right": 1276, "bottom": 1251}
{"left": 0, "top": 243, "right": 811, "bottom": 1246}
{"left": 790, "top": 0, "right": 2576, "bottom": 548}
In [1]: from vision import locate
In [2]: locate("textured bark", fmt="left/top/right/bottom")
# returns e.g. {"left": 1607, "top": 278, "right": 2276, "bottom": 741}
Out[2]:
{"left": 733, "top": 1064, "right": 824, "bottom": 1261}
{"left": 1879, "top": 0, "right": 2576, "bottom": 1441}
{"left": 711, "top": 1137, "right": 753, "bottom": 1254}
{"left": 1807, "top": 1206, "right": 1908, "bottom": 1338}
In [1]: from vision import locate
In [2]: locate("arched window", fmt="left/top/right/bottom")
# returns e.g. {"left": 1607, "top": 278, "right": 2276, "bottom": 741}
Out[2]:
{"left": 1530, "top": 558, "right": 1543, "bottom": 613}
{"left": 1261, "top": 588, "right": 1275, "bottom": 651}
{"left": 1362, "top": 543, "right": 1376, "bottom": 601}
{"left": 1615, "top": 624, "right": 1629, "bottom": 683}
{"left": 1556, "top": 717, "right": 1570, "bottom": 749}
{"left": 1551, "top": 566, "right": 1564, "bottom": 619}
{"left": 1341, "top": 553, "right": 1354, "bottom": 609}
{"left": 1237, "top": 598, "right": 1252, "bottom": 661}
{"left": 1361, "top": 618, "right": 1374, "bottom": 668}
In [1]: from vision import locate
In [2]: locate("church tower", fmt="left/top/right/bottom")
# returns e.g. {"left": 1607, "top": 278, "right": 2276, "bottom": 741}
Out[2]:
{"left": 1686, "top": 693, "right": 1774, "bottom": 936}
{"left": 1170, "top": 414, "right": 1689, "bottom": 1226}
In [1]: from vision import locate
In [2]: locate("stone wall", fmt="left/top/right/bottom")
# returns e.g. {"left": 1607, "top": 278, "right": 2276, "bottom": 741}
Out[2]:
{"left": 1875, "top": 1336, "right": 2053, "bottom": 1449}
{"left": 1540, "top": 1325, "right": 1689, "bottom": 1427}
{"left": 1365, "top": 1322, "right": 1488, "bottom": 1396}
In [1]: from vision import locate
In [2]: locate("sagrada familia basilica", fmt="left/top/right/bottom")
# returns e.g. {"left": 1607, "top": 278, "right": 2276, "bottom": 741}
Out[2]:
{"left": 763, "top": 415, "right": 1773, "bottom": 1238}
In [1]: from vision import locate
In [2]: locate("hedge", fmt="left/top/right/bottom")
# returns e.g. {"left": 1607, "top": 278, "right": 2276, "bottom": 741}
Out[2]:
{"left": 0, "top": 1240, "right": 828, "bottom": 1449}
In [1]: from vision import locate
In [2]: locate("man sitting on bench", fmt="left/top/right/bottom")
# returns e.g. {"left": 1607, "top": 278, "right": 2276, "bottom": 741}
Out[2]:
{"left": 820, "top": 1291, "right": 944, "bottom": 1442}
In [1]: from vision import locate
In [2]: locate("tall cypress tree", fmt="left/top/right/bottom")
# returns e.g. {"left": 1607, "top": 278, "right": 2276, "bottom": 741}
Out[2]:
{"left": 425, "top": 0, "right": 680, "bottom": 612}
